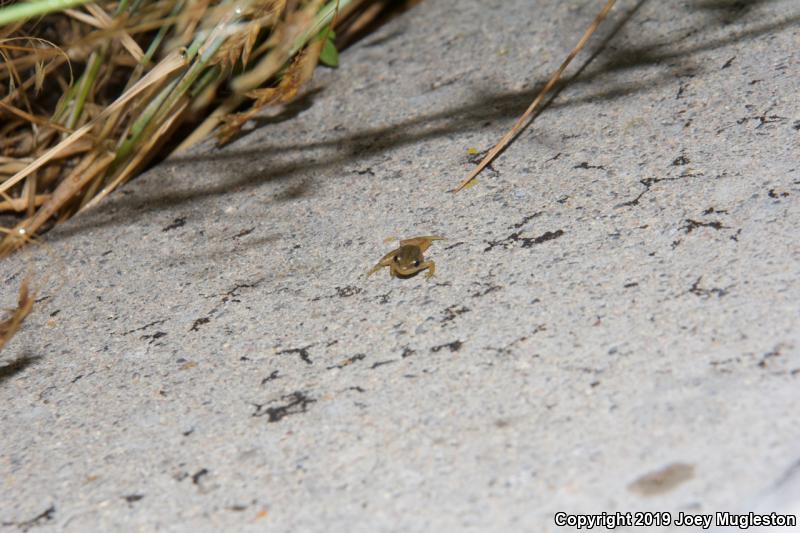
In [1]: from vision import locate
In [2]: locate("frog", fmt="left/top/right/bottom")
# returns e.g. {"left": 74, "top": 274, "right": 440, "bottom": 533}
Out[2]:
{"left": 367, "top": 235, "right": 444, "bottom": 279}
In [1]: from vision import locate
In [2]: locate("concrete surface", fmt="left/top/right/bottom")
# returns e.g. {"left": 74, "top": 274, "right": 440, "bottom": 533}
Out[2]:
{"left": 2, "top": 0, "right": 799, "bottom": 531}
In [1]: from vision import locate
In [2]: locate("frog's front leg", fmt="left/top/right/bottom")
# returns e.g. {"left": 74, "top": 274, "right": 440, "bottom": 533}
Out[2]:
{"left": 421, "top": 260, "right": 436, "bottom": 278}
{"left": 367, "top": 250, "right": 399, "bottom": 277}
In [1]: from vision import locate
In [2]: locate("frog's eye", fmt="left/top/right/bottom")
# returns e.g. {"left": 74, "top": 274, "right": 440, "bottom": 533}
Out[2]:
{"left": 413, "top": 260, "right": 420, "bottom": 267}
{"left": 393, "top": 255, "right": 400, "bottom": 262}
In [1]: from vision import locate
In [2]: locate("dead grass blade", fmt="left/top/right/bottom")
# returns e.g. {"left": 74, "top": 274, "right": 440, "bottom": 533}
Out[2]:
{"left": 217, "top": 38, "right": 323, "bottom": 144}
{"left": 82, "top": 99, "right": 189, "bottom": 210}
{"left": 83, "top": 3, "right": 145, "bottom": 62}
{"left": 0, "top": 100, "right": 72, "bottom": 133}
{"left": 231, "top": 0, "right": 330, "bottom": 93}
{"left": 0, "top": 48, "right": 186, "bottom": 196}
{"left": 0, "top": 194, "right": 51, "bottom": 212}
{"left": 0, "top": 277, "right": 35, "bottom": 353}
{"left": 0, "top": 152, "right": 115, "bottom": 255}
{"left": 453, "top": 0, "right": 617, "bottom": 192}
{"left": 179, "top": 0, "right": 352, "bottom": 153}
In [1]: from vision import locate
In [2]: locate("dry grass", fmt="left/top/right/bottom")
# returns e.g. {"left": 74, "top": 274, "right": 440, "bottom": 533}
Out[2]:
{"left": 0, "top": 0, "right": 405, "bottom": 257}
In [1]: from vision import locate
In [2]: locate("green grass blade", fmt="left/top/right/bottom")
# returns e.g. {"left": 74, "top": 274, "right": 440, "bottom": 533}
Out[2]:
{"left": 0, "top": 0, "right": 93, "bottom": 25}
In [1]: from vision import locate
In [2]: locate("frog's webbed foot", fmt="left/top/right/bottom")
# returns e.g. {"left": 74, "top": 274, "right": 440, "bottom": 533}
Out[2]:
{"left": 400, "top": 235, "right": 445, "bottom": 252}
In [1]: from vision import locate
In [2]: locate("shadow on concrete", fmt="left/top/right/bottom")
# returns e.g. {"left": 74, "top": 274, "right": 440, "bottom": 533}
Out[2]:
{"left": 48, "top": 1, "right": 798, "bottom": 241}
{"left": 0, "top": 354, "right": 40, "bottom": 386}
{"left": 690, "top": 0, "right": 776, "bottom": 24}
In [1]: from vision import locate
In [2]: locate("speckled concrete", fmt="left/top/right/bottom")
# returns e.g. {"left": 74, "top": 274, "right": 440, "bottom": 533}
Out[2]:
{"left": 2, "top": 0, "right": 799, "bottom": 531}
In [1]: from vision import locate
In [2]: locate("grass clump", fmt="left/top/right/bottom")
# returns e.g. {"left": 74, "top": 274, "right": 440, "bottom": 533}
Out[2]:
{"left": 0, "top": 0, "right": 408, "bottom": 257}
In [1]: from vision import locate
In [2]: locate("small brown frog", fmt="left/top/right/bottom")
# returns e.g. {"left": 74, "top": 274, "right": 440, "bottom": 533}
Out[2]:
{"left": 367, "top": 235, "right": 444, "bottom": 279}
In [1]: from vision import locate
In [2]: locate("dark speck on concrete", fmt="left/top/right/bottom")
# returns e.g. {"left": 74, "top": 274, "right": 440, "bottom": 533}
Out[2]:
{"left": 757, "top": 345, "right": 784, "bottom": 368}
{"left": 335, "top": 286, "right": 362, "bottom": 298}
{"left": 252, "top": 392, "right": 316, "bottom": 423}
{"left": 278, "top": 345, "right": 313, "bottom": 365}
{"left": 573, "top": 161, "right": 605, "bottom": 170}
{"left": 191, "top": 468, "right": 209, "bottom": 485}
{"left": 122, "top": 319, "right": 167, "bottom": 336}
{"left": 234, "top": 227, "right": 255, "bottom": 238}
{"left": 14, "top": 505, "right": 55, "bottom": 530}
{"left": 431, "top": 340, "right": 463, "bottom": 353}
{"left": 441, "top": 304, "right": 470, "bottom": 323}
{"left": 485, "top": 229, "right": 564, "bottom": 252}
{"left": 523, "top": 230, "right": 565, "bottom": 247}
{"left": 162, "top": 217, "right": 186, "bottom": 232}
{"left": 141, "top": 331, "right": 167, "bottom": 344}
{"left": 327, "top": 353, "right": 366, "bottom": 370}
{"left": 261, "top": 370, "right": 280, "bottom": 385}
{"left": 683, "top": 219, "right": 724, "bottom": 234}
{"left": 471, "top": 283, "right": 502, "bottom": 298}
{"left": 313, "top": 285, "right": 363, "bottom": 301}
{"left": 511, "top": 212, "right": 542, "bottom": 229}
{"left": 190, "top": 317, "right": 211, "bottom": 331}
{"left": 689, "top": 277, "right": 729, "bottom": 298}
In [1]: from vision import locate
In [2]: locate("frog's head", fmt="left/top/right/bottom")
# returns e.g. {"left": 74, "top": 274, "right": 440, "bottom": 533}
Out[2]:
{"left": 393, "top": 245, "right": 424, "bottom": 275}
